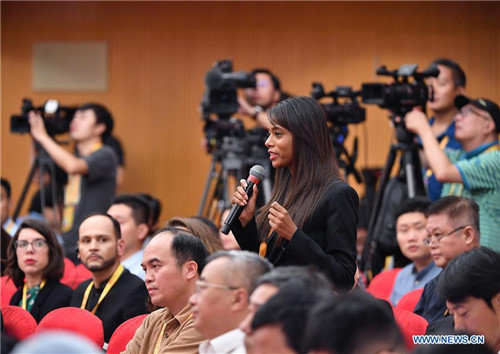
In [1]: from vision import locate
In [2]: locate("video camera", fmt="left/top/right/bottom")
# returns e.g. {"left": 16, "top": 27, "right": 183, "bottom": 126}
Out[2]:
{"left": 361, "top": 64, "right": 439, "bottom": 116}
{"left": 311, "top": 84, "right": 366, "bottom": 125}
{"left": 10, "top": 98, "right": 77, "bottom": 137}
{"left": 201, "top": 59, "right": 256, "bottom": 119}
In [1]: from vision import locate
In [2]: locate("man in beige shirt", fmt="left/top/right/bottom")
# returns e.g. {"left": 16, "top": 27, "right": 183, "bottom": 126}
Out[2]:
{"left": 123, "top": 228, "right": 208, "bottom": 354}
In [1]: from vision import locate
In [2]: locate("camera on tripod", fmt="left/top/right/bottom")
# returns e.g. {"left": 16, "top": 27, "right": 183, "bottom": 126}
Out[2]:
{"left": 311, "top": 84, "right": 365, "bottom": 183}
{"left": 201, "top": 59, "right": 256, "bottom": 119}
{"left": 361, "top": 63, "right": 439, "bottom": 116}
{"left": 10, "top": 98, "right": 77, "bottom": 137}
{"left": 311, "top": 84, "right": 366, "bottom": 125}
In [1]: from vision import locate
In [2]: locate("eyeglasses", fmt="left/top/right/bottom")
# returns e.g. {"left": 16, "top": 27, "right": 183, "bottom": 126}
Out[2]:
{"left": 194, "top": 280, "right": 239, "bottom": 294}
{"left": 14, "top": 239, "right": 47, "bottom": 251}
{"left": 423, "top": 226, "right": 467, "bottom": 246}
{"left": 459, "top": 106, "right": 491, "bottom": 121}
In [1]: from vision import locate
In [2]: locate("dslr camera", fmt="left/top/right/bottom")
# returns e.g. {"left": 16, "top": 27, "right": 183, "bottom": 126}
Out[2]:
{"left": 11, "top": 98, "right": 77, "bottom": 137}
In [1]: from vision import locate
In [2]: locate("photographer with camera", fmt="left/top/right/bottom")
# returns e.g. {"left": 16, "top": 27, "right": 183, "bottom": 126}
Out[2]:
{"left": 28, "top": 103, "right": 118, "bottom": 262}
{"left": 237, "top": 68, "right": 287, "bottom": 128}
{"left": 405, "top": 96, "right": 500, "bottom": 252}
{"left": 424, "top": 58, "right": 466, "bottom": 201}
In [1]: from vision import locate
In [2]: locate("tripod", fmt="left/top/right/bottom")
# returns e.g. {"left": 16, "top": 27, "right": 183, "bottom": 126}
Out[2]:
{"left": 198, "top": 135, "right": 273, "bottom": 223}
{"left": 12, "top": 144, "right": 61, "bottom": 226}
{"left": 360, "top": 120, "right": 426, "bottom": 280}
{"left": 331, "top": 125, "right": 363, "bottom": 183}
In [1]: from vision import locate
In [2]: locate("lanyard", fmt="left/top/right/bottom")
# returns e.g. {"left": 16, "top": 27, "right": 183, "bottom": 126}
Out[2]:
{"left": 81, "top": 264, "right": 124, "bottom": 314}
{"left": 22, "top": 280, "right": 46, "bottom": 310}
{"left": 153, "top": 313, "right": 192, "bottom": 354}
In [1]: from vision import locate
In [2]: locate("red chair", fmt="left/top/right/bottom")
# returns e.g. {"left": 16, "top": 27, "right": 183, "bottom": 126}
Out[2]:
{"left": 1, "top": 276, "right": 18, "bottom": 307}
{"left": 36, "top": 307, "right": 104, "bottom": 348}
{"left": 396, "top": 288, "right": 424, "bottom": 312}
{"left": 367, "top": 268, "right": 402, "bottom": 301}
{"left": 73, "top": 263, "right": 92, "bottom": 288}
{"left": 60, "top": 258, "right": 77, "bottom": 289}
{"left": 107, "top": 314, "right": 148, "bottom": 354}
{"left": 1, "top": 305, "right": 37, "bottom": 340}
{"left": 393, "top": 307, "right": 428, "bottom": 351}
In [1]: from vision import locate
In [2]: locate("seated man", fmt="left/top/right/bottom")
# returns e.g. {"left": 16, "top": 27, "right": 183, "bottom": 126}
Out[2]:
{"left": 390, "top": 197, "right": 441, "bottom": 305}
{"left": 239, "top": 266, "right": 333, "bottom": 336}
{"left": 70, "top": 214, "right": 148, "bottom": 344}
{"left": 107, "top": 194, "right": 151, "bottom": 280}
{"left": 124, "top": 228, "right": 208, "bottom": 354}
{"left": 438, "top": 247, "right": 500, "bottom": 353}
{"left": 246, "top": 285, "right": 330, "bottom": 354}
{"left": 406, "top": 95, "right": 499, "bottom": 252}
{"left": 189, "top": 250, "right": 272, "bottom": 354}
{"left": 414, "top": 196, "right": 480, "bottom": 326}
{"left": 302, "top": 292, "right": 406, "bottom": 354}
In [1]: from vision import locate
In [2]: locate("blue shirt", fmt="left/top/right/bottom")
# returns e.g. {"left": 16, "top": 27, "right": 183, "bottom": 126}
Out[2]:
{"left": 424, "top": 118, "right": 462, "bottom": 201}
{"left": 390, "top": 261, "right": 441, "bottom": 305}
{"left": 121, "top": 249, "right": 145, "bottom": 281}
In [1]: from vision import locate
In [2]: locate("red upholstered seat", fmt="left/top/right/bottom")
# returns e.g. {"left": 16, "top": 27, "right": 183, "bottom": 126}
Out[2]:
{"left": 60, "top": 258, "right": 77, "bottom": 289}
{"left": 1, "top": 305, "right": 37, "bottom": 340}
{"left": 1, "top": 276, "right": 17, "bottom": 307}
{"left": 107, "top": 314, "right": 148, "bottom": 354}
{"left": 393, "top": 307, "right": 428, "bottom": 351}
{"left": 396, "top": 288, "right": 424, "bottom": 312}
{"left": 73, "top": 263, "right": 92, "bottom": 288}
{"left": 36, "top": 307, "right": 104, "bottom": 348}
{"left": 367, "top": 268, "right": 402, "bottom": 301}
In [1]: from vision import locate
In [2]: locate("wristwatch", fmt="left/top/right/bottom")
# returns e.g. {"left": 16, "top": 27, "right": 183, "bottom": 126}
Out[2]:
{"left": 251, "top": 106, "right": 264, "bottom": 119}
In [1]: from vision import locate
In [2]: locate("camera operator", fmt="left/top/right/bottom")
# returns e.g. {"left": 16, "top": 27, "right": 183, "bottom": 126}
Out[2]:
{"left": 425, "top": 58, "right": 466, "bottom": 201}
{"left": 28, "top": 103, "right": 118, "bottom": 262}
{"left": 238, "top": 68, "right": 288, "bottom": 128}
{"left": 405, "top": 96, "right": 500, "bottom": 252}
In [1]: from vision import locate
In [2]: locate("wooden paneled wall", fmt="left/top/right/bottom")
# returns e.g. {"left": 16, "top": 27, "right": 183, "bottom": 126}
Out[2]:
{"left": 2, "top": 1, "right": 499, "bottom": 223}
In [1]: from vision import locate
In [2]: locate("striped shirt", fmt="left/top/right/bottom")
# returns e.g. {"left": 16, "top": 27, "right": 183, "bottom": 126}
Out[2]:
{"left": 441, "top": 141, "right": 500, "bottom": 252}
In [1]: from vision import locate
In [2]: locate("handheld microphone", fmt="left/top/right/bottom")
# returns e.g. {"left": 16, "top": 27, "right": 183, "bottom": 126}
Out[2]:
{"left": 221, "top": 165, "right": 265, "bottom": 235}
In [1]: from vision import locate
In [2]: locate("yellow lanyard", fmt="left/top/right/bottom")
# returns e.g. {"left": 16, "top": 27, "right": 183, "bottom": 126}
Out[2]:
{"left": 153, "top": 313, "right": 192, "bottom": 354}
{"left": 22, "top": 280, "right": 46, "bottom": 310}
{"left": 426, "top": 136, "right": 449, "bottom": 177}
{"left": 81, "top": 264, "right": 124, "bottom": 314}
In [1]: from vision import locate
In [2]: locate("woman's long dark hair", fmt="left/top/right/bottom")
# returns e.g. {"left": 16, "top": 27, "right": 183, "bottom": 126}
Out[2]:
{"left": 256, "top": 96, "right": 340, "bottom": 240}
{"left": 6, "top": 219, "right": 65, "bottom": 288}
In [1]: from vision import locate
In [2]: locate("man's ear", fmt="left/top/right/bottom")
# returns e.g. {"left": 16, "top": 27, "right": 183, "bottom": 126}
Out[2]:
{"left": 94, "top": 123, "right": 106, "bottom": 137}
{"left": 117, "top": 238, "right": 125, "bottom": 257}
{"left": 463, "top": 226, "right": 477, "bottom": 246}
{"left": 231, "top": 288, "right": 249, "bottom": 311}
{"left": 272, "top": 90, "right": 281, "bottom": 105}
{"left": 184, "top": 260, "right": 198, "bottom": 281}
{"left": 137, "top": 223, "right": 149, "bottom": 241}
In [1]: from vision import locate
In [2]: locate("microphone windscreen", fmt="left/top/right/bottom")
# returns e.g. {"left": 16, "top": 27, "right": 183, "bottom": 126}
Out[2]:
{"left": 249, "top": 165, "right": 265, "bottom": 181}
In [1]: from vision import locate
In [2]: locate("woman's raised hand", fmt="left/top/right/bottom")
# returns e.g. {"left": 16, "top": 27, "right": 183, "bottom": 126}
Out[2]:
{"left": 231, "top": 179, "right": 259, "bottom": 227}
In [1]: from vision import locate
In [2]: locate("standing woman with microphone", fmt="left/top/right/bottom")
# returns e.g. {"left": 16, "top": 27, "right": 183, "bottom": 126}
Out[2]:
{"left": 231, "top": 96, "right": 358, "bottom": 291}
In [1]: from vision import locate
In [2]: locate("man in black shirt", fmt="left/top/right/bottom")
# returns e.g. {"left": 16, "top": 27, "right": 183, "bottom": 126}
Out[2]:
{"left": 70, "top": 213, "right": 148, "bottom": 345}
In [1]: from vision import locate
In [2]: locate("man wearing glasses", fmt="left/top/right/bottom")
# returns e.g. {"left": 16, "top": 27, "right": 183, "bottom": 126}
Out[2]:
{"left": 405, "top": 95, "right": 500, "bottom": 253}
{"left": 414, "top": 196, "right": 480, "bottom": 327}
{"left": 188, "top": 251, "right": 272, "bottom": 354}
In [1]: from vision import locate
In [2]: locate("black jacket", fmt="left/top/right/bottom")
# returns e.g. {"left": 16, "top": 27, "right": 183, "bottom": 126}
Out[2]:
{"left": 234, "top": 177, "right": 358, "bottom": 291}
{"left": 10, "top": 279, "right": 74, "bottom": 323}
{"left": 70, "top": 267, "right": 148, "bottom": 343}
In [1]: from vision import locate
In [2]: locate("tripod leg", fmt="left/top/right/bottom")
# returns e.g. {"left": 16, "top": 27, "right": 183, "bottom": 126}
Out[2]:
{"left": 360, "top": 144, "right": 399, "bottom": 274}
{"left": 198, "top": 157, "right": 217, "bottom": 217}
{"left": 12, "top": 159, "right": 39, "bottom": 222}
{"left": 401, "top": 147, "right": 426, "bottom": 198}
{"left": 48, "top": 160, "right": 61, "bottom": 229}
